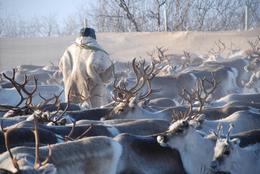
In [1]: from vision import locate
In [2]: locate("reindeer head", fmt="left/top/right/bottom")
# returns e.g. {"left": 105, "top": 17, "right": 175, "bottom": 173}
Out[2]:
{"left": 106, "top": 58, "right": 158, "bottom": 119}
{"left": 245, "top": 57, "right": 260, "bottom": 73}
{"left": 210, "top": 124, "right": 238, "bottom": 173}
{"left": 157, "top": 75, "right": 219, "bottom": 148}
{"left": 157, "top": 115, "right": 208, "bottom": 149}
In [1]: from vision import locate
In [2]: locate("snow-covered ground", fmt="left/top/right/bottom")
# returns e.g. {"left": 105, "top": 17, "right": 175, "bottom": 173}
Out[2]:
{"left": 0, "top": 28, "right": 259, "bottom": 71}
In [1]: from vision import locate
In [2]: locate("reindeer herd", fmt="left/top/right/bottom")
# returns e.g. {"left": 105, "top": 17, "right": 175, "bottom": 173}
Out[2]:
{"left": 0, "top": 37, "right": 260, "bottom": 174}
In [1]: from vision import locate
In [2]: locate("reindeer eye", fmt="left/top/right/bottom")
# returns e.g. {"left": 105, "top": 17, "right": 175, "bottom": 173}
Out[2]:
{"left": 176, "top": 128, "right": 183, "bottom": 133}
{"left": 182, "top": 121, "right": 189, "bottom": 127}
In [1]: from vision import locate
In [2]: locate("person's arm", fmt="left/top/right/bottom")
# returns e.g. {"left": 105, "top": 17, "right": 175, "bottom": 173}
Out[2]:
{"left": 59, "top": 48, "right": 73, "bottom": 81}
{"left": 87, "top": 51, "right": 114, "bottom": 84}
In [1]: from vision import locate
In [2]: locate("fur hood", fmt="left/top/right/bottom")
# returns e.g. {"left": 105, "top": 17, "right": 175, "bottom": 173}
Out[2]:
{"left": 75, "top": 36, "right": 102, "bottom": 48}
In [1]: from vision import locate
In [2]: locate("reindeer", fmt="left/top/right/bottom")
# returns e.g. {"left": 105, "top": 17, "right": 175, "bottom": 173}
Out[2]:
{"left": 202, "top": 102, "right": 260, "bottom": 120}
{"left": 0, "top": 116, "right": 122, "bottom": 174}
{"left": 0, "top": 69, "right": 64, "bottom": 108}
{"left": 157, "top": 118, "right": 216, "bottom": 174}
{"left": 114, "top": 133, "right": 187, "bottom": 174}
{"left": 104, "top": 58, "right": 174, "bottom": 121}
{"left": 156, "top": 110, "right": 260, "bottom": 174}
{"left": 156, "top": 82, "right": 260, "bottom": 174}
{"left": 210, "top": 125, "right": 260, "bottom": 174}
{"left": 1, "top": 118, "right": 170, "bottom": 152}
{"left": 210, "top": 93, "right": 260, "bottom": 107}
{"left": 202, "top": 57, "right": 252, "bottom": 88}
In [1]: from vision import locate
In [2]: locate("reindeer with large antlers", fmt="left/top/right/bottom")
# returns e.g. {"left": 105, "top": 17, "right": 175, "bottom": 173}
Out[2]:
{"left": 147, "top": 46, "right": 179, "bottom": 76}
{"left": 1, "top": 69, "right": 38, "bottom": 116}
{"left": 0, "top": 69, "right": 76, "bottom": 125}
{"left": 0, "top": 69, "right": 66, "bottom": 118}
{"left": 109, "top": 58, "right": 155, "bottom": 114}
{"left": 156, "top": 75, "right": 260, "bottom": 174}
{"left": 104, "top": 58, "right": 174, "bottom": 121}
{"left": 157, "top": 110, "right": 260, "bottom": 174}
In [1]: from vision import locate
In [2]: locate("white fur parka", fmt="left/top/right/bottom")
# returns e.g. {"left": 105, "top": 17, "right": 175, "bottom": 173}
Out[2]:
{"left": 59, "top": 36, "right": 113, "bottom": 108}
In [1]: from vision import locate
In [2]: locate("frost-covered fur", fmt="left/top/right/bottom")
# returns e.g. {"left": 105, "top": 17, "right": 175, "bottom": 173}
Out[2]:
{"left": 59, "top": 36, "right": 113, "bottom": 107}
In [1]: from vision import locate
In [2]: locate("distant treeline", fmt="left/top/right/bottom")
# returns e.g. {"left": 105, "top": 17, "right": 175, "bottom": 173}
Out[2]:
{"left": 1, "top": 0, "right": 260, "bottom": 38}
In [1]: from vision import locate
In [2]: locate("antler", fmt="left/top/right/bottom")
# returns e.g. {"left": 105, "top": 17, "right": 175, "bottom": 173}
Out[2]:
{"left": 178, "top": 74, "right": 220, "bottom": 121}
{"left": 156, "top": 46, "right": 168, "bottom": 62}
{"left": 38, "top": 90, "right": 63, "bottom": 108}
{"left": 1, "top": 69, "right": 39, "bottom": 116}
{"left": 211, "top": 123, "right": 223, "bottom": 138}
{"left": 33, "top": 90, "right": 65, "bottom": 124}
{"left": 0, "top": 121, "right": 20, "bottom": 172}
{"left": 209, "top": 40, "right": 226, "bottom": 55}
{"left": 195, "top": 74, "right": 220, "bottom": 114}
{"left": 2, "top": 69, "right": 38, "bottom": 107}
{"left": 248, "top": 35, "right": 260, "bottom": 56}
{"left": 32, "top": 115, "right": 52, "bottom": 169}
{"left": 113, "top": 58, "right": 160, "bottom": 102}
{"left": 64, "top": 121, "right": 77, "bottom": 141}
{"left": 64, "top": 121, "right": 94, "bottom": 141}
{"left": 49, "top": 89, "right": 71, "bottom": 125}
{"left": 135, "top": 59, "right": 157, "bottom": 100}
{"left": 226, "top": 124, "right": 234, "bottom": 142}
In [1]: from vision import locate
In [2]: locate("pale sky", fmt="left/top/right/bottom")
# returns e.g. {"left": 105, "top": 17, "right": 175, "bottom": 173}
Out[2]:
{"left": 0, "top": 0, "right": 95, "bottom": 23}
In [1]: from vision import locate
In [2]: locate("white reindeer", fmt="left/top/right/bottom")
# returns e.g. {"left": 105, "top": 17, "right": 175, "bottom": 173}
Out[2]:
{"left": 157, "top": 119, "right": 216, "bottom": 174}
{"left": 211, "top": 127, "right": 260, "bottom": 174}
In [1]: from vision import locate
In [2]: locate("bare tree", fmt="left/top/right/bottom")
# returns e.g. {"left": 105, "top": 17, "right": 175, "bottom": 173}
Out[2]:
{"left": 191, "top": 0, "right": 215, "bottom": 31}
{"left": 62, "top": 14, "right": 80, "bottom": 35}
{"left": 1, "top": 0, "right": 259, "bottom": 37}
{"left": 40, "top": 14, "right": 60, "bottom": 37}
{"left": 148, "top": 0, "right": 166, "bottom": 31}
{"left": 166, "top": 0, "right": 193, "bottom": 31}
{"left": 115, "top": 0, "right": 140, "bottom": 31}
